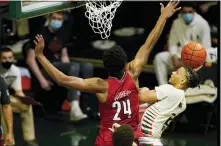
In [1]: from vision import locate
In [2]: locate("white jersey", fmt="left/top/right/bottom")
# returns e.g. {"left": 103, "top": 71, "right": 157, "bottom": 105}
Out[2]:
{"left": 0, "top": 64, "right": 22, "bottom": 91}
{"left": 140, "top": 84, "right": 186, "bottom": 138}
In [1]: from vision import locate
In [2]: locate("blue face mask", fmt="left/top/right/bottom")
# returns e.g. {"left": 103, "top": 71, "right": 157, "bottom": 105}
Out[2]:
{"left": 50, "top": 20, "right": 63, "bottom": 30}
{"left": 183, "top": 13, "right": 193, "bottom": 24}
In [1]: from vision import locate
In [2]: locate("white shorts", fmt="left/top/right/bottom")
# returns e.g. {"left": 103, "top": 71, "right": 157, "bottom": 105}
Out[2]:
{"left": 138, "top": 137, "right": 163, "bottom": 146}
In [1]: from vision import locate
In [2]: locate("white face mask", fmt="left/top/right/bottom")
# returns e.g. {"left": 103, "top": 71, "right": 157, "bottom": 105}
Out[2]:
{"left": 50, "top": 20, "right": 63, "bottom": 29}
{"left": 183, "top": 13, "right": 194, "bottom": 24}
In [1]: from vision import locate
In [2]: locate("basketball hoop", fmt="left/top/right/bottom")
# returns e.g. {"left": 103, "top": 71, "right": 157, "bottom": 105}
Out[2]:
{"left": 85, "top": 0, "right": 122, "bottom": 39}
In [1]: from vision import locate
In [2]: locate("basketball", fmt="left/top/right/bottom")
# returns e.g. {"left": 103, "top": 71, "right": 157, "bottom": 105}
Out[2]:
{"left": 181, "top": 42, "right": 207, "bottom": 69}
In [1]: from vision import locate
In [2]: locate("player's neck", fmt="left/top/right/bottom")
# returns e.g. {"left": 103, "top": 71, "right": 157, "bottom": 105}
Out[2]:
{"left": 108, "top": 70, "right": 125, "bottom": 80}
{"left": 173, "top": 84, "right": 186, "bottom": 90}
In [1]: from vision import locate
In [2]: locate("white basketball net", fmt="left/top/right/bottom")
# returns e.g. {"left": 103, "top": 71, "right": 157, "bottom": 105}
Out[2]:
{"left": 85, "top": 0, "right": 122, "bottom": 39}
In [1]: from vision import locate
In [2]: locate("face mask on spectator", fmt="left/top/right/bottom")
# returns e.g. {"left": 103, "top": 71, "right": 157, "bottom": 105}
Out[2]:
{"left": 1, "top": 61, "right": 13, "bottom": 69}
{"left": 183, "top": 13, "right": 193, "bottom": 24}
{"left": 50, "top": 20, "right": 63, "bottom": 30}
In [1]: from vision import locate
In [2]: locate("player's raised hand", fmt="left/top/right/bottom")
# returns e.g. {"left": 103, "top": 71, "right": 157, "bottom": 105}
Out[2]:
{"left": 194, "top": 65, "right": 203, "bottom": 72}
{"left": 160, "top": 0, "right": 181, "bottom": 19}
{"left": 34, "top": 34, "right": 45, "bottom": 56}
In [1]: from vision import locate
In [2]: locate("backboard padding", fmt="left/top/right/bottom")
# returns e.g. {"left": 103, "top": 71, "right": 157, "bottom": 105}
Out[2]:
{"left": 10, "top": 1, "right": 86, "bottom": 19}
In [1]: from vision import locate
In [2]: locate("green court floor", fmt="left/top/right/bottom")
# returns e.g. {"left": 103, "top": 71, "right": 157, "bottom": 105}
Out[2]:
{"left": 13, "top": 115, "right": 217, "bottom": 146}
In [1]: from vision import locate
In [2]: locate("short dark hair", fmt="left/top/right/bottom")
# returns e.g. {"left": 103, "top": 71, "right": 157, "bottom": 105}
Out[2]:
{"left": 49, "top": 11, "right": 65, "bottom": 17}
{"left": 181, "top": 2, "right": 197, "bottom": 10}
{"left": 112, "top": 125, "right": 135, "bottom": 146}
{"left": 0, "top": 47, "right": 13, "bottom": 55}
{"left": 184, "top": 66, "right": 201, "bottom": 88}
{"left": 103, "top": 45, "right": 127, "bottom": 73}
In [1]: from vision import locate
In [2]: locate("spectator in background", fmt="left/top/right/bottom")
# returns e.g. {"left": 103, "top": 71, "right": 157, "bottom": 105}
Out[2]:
{"left": 199, "top": 2, "right": 218, "bottom": 26}
{"left": 0, "top": 48, "right": 38, "bottom": 146}
{"left": 210, "top": 25, "right": 218, "bottom": 47}
{"left": 0, "top": 76, "right": 13, "bottom": 146}
{"left": 25, "top": 11, "right": 94, "bottom": 121}
{"left": 199, "top": 2, "right": 218, "bottom": 14}
{"left": 154, "top": 2, "right": 211, "bottom": 85}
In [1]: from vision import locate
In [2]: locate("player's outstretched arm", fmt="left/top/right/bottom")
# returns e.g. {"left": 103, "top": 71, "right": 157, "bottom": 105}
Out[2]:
{"left": 34, "top": 35, "right": 107, "bottom": 93}
{"left": 127, "top": 1, "right": 181, "bottom": 78}
{"left": 139, "top": 87, "right": 158, "bottom": 104}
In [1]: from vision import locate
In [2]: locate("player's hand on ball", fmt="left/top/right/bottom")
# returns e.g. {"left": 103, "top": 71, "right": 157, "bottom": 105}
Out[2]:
{"left": 160, "top": 0, "right": 181, "bottom": 19}
{"left": 34, "top": 34, "right": 45, "bottom": 56}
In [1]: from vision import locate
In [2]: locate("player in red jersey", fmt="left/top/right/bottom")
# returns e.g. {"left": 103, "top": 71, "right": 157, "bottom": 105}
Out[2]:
{"left": 33, "top": 1, "right": 180, "bottom": 145}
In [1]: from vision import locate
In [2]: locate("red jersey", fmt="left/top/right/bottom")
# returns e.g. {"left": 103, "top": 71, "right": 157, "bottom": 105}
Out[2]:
{"left": 95, "top": 72, "right": 140, "bottom": 146}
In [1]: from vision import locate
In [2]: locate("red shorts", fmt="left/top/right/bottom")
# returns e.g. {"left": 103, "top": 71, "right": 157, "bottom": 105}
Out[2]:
{"left": 95, "top": 130, "right": 113, "bottom": 146}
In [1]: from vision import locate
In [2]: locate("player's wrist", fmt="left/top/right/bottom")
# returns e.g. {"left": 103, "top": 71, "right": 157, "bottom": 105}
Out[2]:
{"left": 159, "top": 14, "right": 168, "bottom": 20}
{"left": 36, "top": 53, "right": 44, "bottom": 58}
{"left": 7, "top": 131, "right": 13, "bottom": 135}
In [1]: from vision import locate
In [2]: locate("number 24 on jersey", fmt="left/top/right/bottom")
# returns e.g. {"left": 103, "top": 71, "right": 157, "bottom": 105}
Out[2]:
{"left": 112, "top": 99, "right": 132, "bottom": 121}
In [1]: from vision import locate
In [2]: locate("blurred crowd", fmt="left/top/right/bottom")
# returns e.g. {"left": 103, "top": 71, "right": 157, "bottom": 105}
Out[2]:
{"left": 0, "top": 1, "right": 218, "bottom": 146}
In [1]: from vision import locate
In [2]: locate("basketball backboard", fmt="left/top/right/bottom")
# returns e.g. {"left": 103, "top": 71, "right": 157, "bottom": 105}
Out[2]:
{"left": 9, "top": 0, "right": 86, "bottom": 19}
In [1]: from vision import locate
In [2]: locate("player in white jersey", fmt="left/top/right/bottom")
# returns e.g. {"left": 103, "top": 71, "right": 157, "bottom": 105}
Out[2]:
{"left": 138, "top": 65, "right": 202, "bottom": 146}
{"left": 108, "top": 66, "right": 202, "bottom": 146}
